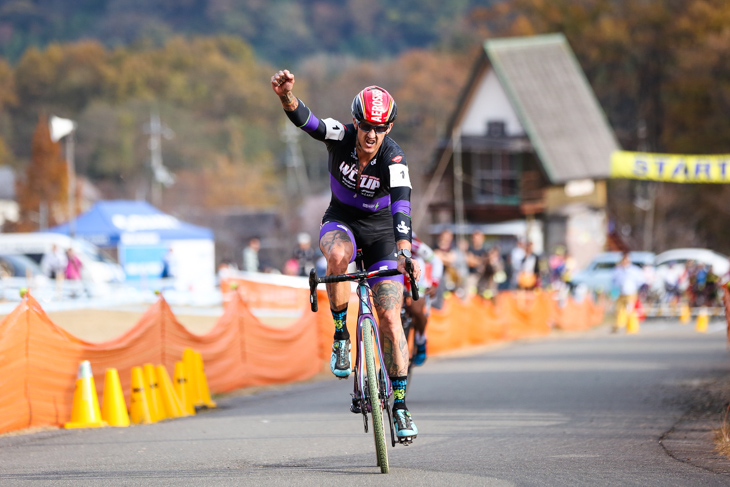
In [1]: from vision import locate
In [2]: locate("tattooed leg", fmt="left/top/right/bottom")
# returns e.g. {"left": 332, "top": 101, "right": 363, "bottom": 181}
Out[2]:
{"left": 373, "top": 280, "right": 409, "bottom": 377}
{"left": 320, "top": 230, "right": 353, "bottom": 310}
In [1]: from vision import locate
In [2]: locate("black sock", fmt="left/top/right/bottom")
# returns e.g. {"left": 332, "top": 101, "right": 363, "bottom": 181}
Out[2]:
{"left": 332, "top": 307, "right": 349, "bottom": 340}
{"left": 391, "top": 376, "right": 407, "bottom": 410}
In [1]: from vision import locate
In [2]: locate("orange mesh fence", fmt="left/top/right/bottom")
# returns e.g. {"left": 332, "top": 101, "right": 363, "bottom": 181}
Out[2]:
{"left": 0, "top": 279, "right": 604, "bottom": 435}
{"left": 553, "top": 295, "right": 606, "bottom": 331}
{"left": 0, "top": 291, "right": 321, "bottom": 434}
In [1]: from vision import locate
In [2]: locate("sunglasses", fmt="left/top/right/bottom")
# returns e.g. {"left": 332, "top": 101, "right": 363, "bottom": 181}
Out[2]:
{"left": 357, "top": 120, "right": 389, "bottom": 134}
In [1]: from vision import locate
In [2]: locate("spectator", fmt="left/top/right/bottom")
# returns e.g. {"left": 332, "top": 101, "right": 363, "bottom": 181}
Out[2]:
{"left": 282, "top": 258, "right": 300, "bottom": 276}
{"left": 517, "top": 242, "right": 540, "bottom": 290}
{"left": 65, "top": 248, "right": 83, "bottom": 280}
{"left": 242, "top": 237, "right": 261, "bottom": 273}
{"left": 548, "top": 246, "right": 567, "bottom": 290}
{"left": 480, "top": 246, "right": 505, "bottom": 300}
{"left": 466, "top": 230, "right": 487, "bottom": 294}
{"left": 509, "top": 239, "right": 526, "bottom": 289}
{"left": 453, "top": 238, "right": 470, "bottom": 297}
{"left": 161, "top": 248, "right": 176, "bottom": 278}
{"left": 562, "top": 251, "right": 577, "bottom": 293}
{"left": 40, "top": 244, "right": 67, "bottom": 279}
{"left": 663, "top": 262, "right": 682, "bottom": 306}
{"left": 293, "top": 232, "right": 316, "bottom": 277}
{"left": 434, "top": 230, "right": 457, "bottom": 291}
{"left": 611, "top": 251, "right": 646, "bottom": 333}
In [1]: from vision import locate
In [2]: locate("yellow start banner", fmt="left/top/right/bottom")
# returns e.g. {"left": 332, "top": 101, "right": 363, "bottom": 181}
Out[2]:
{"left": 610, "top": 151, "right": 730, "bottom": 183}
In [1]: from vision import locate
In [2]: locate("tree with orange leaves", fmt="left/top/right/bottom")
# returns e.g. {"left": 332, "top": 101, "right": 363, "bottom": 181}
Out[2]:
{"left": 13, "top": 114, "right": 69, "bottom": 231}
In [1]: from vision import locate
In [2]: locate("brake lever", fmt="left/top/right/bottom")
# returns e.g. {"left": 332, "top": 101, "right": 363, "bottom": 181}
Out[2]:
{"left": 405, "top": 258, "right": 419, "bottom": 301}
{"left": 309, "top": 268, "right": 319, "bottom": 312}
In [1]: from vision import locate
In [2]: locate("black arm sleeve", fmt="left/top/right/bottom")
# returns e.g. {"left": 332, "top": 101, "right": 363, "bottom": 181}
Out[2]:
{"left": 284, "top": 98, "right": 327, "bottom": 141}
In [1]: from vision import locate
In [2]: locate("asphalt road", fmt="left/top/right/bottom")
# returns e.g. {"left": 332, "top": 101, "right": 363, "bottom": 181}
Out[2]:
{"left": 2, "top": 319, "right": 730, "bottom": 486}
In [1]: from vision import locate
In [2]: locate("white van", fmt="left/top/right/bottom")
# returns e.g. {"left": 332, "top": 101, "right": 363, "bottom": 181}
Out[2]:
{"left": 0, "top": 233, "right": 125, "bottom": 283}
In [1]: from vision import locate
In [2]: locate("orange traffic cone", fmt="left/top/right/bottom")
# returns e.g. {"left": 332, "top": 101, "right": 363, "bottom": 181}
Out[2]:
{"left": 65, "top": 361, "right": 107, "bottom": 429}
{"left": 194, "top": 351, "right": 217, "bottom": 409}
{"left": 183, "top": 348, "right": 204, "bottom": 409}
{"left": 143, "top": 363, "right": 165, "bottom": 421}
{"left": 174, "top": 361, "right": 196, "bottom": 416}
{"left": 130, "top": 366, "right": 154, "bottom": 424}
{"left": 101, "top": 368, "right": 129, "bottom": 427}
{"left": 156, "top": 365, "right": 186, "bottom": 418}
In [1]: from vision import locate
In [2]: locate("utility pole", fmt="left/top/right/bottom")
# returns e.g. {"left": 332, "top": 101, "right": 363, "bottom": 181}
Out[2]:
{"left": 452, "top": 127, "right": 467, "bottom": 243}
{"left": 281, "top": 122, "right": 310, "bottom": 200}
{"left": 144, "top": 111, "right": 175, "bottom": 206}
{"left": 49, "top": 115, "right": 77, "bottom": 236}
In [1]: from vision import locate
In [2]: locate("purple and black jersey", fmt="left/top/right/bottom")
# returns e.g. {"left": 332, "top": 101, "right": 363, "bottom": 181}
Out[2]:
{"left": 285, "top": 98, "right": 413, "bottom": 246}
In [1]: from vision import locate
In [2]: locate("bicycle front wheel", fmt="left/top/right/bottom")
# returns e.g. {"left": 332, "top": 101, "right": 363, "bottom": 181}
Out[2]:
{"left": 362, "top": 318, "right": 389, "bottom": 474}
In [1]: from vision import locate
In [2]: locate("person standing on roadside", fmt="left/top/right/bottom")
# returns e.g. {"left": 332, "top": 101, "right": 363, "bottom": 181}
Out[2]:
{"left": 41, "top": 244, "right": 67, "bottom": 279}
{"left": 611, "top": 251, "right": 645, "bottom": 333}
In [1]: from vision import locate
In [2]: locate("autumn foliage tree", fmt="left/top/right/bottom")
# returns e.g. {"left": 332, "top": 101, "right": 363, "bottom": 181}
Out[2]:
{"left": 14, "top": 114, "right": 69, "bottom": 231}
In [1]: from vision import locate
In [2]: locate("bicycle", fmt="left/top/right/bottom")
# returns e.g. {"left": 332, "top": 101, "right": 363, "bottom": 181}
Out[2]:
{"left": 308, "top": 250, "right": 419, "bottom": 474}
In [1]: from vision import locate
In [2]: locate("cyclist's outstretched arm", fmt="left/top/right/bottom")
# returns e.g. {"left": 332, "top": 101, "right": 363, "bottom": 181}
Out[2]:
{"left": 272, "top": 69, "right": 345, "bottom": 144}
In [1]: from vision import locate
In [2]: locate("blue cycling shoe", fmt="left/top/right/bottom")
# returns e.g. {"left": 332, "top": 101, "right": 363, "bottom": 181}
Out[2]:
{"left": 393, "top": 408, "right": 418, "bottom": 439}
{"left": 330, "top": 339, "right": 352, "bottom": 378}
{"left": 413, "top": 341, "right": 427, "bottom": 366}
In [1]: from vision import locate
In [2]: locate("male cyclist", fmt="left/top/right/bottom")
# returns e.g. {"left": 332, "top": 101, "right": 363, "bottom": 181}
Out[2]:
{"left": 405, "top": 234, "right": 443, "bottom": 366}
{"left": 271, "top": 69, "right": 421, "bottom": 440}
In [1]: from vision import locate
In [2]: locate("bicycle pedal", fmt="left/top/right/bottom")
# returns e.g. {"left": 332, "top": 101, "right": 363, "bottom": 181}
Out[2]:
{"left": 398, "top": 436, "right": 414, "bottom": 445}
{"left": 350, "top": 400, "right": 362, "bottom": 414}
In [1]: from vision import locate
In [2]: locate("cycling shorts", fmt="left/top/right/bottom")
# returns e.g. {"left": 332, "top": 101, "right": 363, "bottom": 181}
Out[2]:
{"left": 320, "top": 206, "right": 403, "bottom": 286}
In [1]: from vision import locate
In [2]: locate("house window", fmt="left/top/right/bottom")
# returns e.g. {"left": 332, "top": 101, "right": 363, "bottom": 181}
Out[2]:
{"left": 472, "top": 151, "right": 521, "bottom": 205}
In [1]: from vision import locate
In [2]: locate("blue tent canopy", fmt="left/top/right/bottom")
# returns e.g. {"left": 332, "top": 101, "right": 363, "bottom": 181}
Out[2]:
{"left": 49, "top": 200, "right": 213, "bottom": 247}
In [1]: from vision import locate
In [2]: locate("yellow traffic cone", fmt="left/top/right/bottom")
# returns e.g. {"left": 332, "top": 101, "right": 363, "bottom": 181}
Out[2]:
{"left": 156, "top": 365, "right": 186, "bottom": 418}
{"left": 626, "top": 311, "right": 640, "bottom": 334}
{"left": 130, "top": 366, "right": 154, "bottom": 424}
{"left": 143, "top": 363, "right": 165, "bottom": 421}
{"left": 194, "top": 351, "right": 217, "bottom": 409}
{"left": 65, "top": 361, "right": 108, "bottom": 429}
{"left": 615, "top": 306, "right": 628, "bottom": 331}
{"left": 174, "top": 361, "right": 196, "bottom": 416}
{"left": 696, "top": 308, "right": 709, "bottom": 333}
{"left": 183, "top": 348, "right": 204, "bottom": 409}
{"left": 101, "top": 368, "right": 129, "bottom": 427}
{"left": 680, "top": 303, "right": 691, "bottom": 324}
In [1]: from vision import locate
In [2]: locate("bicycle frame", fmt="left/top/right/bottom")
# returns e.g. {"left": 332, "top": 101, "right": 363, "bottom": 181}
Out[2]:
{"left": 353, "top": 281, "right": 393, "bottom": 409}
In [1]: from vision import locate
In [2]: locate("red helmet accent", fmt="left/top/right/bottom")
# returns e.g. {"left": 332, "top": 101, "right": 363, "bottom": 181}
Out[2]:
{"left": 351, "top": 86, "right": 397, "bottom": 125}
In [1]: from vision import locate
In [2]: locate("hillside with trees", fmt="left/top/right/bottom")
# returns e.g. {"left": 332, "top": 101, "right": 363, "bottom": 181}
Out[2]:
{"left": 0, "top": 0, "right": 729, "bottom": 253}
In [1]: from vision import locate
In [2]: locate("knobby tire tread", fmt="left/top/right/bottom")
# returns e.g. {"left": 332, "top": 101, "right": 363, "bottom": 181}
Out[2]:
{"left": 362, "top": 318, "right": 389, "bottom": 474}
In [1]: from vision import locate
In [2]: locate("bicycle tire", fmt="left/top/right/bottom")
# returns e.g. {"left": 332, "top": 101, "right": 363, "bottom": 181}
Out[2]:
{"left": 362, "top": 318, "right": 389, "bottom": 474}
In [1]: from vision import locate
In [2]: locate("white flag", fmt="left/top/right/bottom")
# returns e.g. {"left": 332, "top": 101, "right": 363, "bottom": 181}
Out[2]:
{"left": 49, "top": 115, "right": 76, "bottom": 142}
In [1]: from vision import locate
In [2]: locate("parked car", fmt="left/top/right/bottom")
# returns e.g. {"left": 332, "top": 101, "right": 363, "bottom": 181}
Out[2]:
{"left": 571, "top": 251, "right": 656, "bottom": 295}
{"left": 654, "top": 248, "right": 729, "bottom": 276}
{"left": 0, "top": 233, "right": 125, "bottom": 283}
{"left": 0, "top": 253, "right": 50, "bottom": 300}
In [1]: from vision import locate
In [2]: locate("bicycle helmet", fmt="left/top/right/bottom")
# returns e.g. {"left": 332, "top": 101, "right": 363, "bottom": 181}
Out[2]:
{"left": 351, "top": 86, "right": 397, "bottom": 125}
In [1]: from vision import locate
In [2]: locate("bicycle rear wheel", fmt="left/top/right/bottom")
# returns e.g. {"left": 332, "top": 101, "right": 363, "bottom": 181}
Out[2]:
{"left": 362, "top": 318, "right": 389, "bottom": 474}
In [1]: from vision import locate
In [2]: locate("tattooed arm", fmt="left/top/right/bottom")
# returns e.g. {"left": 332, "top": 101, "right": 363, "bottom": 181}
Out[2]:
{"left": 271, "top": 69, "right": 298, "bottom": 111}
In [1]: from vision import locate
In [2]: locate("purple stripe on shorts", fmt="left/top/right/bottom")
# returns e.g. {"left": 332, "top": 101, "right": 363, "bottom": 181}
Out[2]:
{"left": 319, "top": 221, "right": 357, "bottom": 263}
{"left": 390, "top": 200, "right": 411, "bottom": 216}
{"left": 301, "top": 110, "right": 320, "bottom": 132}
{"left": 367, "top": 260, "right": 404, "bottom": 286}
{"left": 330, "top": 175, "right": 391, "bottom": 212}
